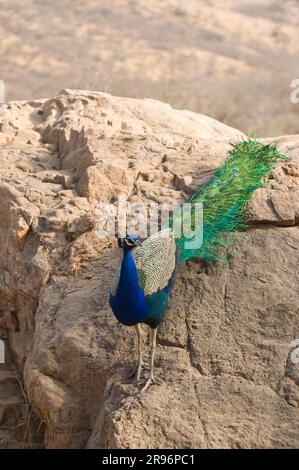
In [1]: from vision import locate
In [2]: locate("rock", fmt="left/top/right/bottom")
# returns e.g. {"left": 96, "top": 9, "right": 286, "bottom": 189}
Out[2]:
{"left": 0, "top": 341, "right": 43, "bottom": 448}
{"left": 0, "top": 311, "right": 19, "bottom": 332}
{"left": 245, "top": 156, "right": 299, "bottom": 226}
{"left": 0, "top": 90, "right": 298, "bottom": 448}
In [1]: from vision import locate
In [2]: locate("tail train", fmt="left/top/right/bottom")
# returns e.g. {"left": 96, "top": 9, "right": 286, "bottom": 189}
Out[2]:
{"left": 175, "top": 139, "right": 287, "bottom": 263}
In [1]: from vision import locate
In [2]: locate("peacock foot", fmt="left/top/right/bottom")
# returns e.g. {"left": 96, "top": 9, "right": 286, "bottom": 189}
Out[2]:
{"left": 128, "top": 362, "right": 148, "bottom": 381}
{"left": 140, "top": 375, "right": 161, "bottom": 393}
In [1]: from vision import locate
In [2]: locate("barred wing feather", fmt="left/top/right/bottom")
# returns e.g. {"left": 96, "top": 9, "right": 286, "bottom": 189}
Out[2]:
{"left": 132, "top": 229, "right": 176, "bottom": 296}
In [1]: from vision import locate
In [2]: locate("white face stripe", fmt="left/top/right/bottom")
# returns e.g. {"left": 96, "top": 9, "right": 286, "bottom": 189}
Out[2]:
{"left": 125, "top": 238, "right": 139, "bottom": 247}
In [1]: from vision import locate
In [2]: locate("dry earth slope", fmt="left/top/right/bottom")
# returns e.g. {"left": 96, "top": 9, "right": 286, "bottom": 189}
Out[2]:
{"left": 1, "top": 0, "right": 299, "bottom": 135}
{"left": 0, "top": 90, "right": 298, "bottom": 448}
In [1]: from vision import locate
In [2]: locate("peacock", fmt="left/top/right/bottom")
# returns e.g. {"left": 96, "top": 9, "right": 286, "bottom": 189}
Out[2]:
{"left": 109, "top": 139, "right": 286, "bottom": 392}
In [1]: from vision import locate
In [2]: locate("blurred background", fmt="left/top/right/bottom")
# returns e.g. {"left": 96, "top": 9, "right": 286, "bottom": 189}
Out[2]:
{"left": 1, "top": 0, "right": 299, "bottom": 136}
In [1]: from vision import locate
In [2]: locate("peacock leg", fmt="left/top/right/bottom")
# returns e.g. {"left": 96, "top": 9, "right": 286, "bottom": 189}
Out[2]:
{"left": 141, "top": 326, "right": 159, "bottom": 392}
{"left": 128, "top": 323, "right": 143, "bottom": 381}
{"left": 136, "top": 323, "right": 143, "bottom": 381}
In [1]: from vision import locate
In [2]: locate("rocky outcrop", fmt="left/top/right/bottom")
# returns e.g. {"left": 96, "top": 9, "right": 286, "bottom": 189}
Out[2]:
{"left": 0, "top": 90, "right": 298, "bottom": 448}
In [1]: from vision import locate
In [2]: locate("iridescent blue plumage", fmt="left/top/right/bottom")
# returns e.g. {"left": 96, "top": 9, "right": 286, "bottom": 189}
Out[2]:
{"left": 109, "top": 251, "right": 150, "bottom": 326}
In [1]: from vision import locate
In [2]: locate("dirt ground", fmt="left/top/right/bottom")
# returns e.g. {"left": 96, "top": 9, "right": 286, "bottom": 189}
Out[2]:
{"left": 1, "top": 0, "right": 299, "bottom": 136}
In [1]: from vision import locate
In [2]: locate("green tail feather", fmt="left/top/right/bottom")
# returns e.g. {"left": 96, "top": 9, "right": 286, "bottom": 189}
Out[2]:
{"left": 175, "top": 139, "right": 287, "bottom": 263}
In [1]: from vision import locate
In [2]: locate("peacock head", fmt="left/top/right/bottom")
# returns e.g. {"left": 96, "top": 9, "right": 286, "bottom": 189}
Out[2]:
{"left": 116, "top": 234, "right": 141, "bottom": 254}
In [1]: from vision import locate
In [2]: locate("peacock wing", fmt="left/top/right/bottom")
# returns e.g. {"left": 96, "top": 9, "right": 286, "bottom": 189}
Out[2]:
{"left": 110, "top": 265, "right": 121, "bottom": 296}
{"left": 131, "top": 229, "right": 177, "bottom": 296}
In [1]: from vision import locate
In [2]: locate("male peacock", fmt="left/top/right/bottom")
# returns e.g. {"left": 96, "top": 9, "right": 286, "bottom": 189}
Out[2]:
{"left": 109, "top": 139, "right": 286, "bottom": 391}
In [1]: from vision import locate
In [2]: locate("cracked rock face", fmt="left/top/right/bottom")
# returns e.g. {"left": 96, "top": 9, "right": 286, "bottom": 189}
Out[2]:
{"left": 0, "top": 89, "right": 298, "bottom": 448}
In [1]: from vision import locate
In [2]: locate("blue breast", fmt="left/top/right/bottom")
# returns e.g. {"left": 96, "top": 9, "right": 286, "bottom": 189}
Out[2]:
{"left": 109, "top": 251, "right": 150, "bottom": 326}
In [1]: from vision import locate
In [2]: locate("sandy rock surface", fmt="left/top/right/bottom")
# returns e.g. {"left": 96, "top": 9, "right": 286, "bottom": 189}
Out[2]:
{"left": 0, "top": 90, "right": 298, "bottom": 448}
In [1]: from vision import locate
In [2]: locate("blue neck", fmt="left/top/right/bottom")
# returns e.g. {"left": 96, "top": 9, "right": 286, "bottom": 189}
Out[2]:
{"left": 119, "top": 251, "right": 139, "bottom": 294}
{"left": 110, "top": 251, "right": 149, "bottom": 325}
